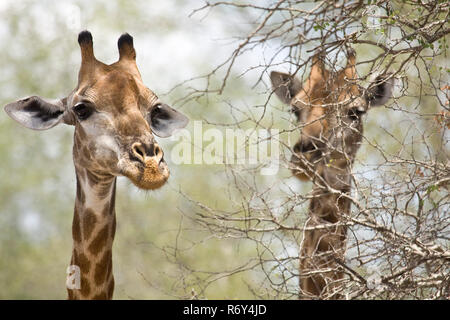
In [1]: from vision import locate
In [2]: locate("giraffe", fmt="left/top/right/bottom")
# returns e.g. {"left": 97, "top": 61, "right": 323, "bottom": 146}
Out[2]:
{"left": 4, "top": 31, "right": 189, "bottom": 299}
{"left": 270, "top": 49, "right": 393, "bottom": 299}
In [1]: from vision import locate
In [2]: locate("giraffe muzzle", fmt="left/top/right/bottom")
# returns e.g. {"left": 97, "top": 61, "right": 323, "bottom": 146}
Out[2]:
{"left": 120, "top": 141, "right": 169, "bottom": 190}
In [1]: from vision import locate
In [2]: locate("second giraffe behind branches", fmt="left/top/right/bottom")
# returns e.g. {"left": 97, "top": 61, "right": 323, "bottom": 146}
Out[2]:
{"left": 270, "top": 49, "right": 393, "bottom": 299}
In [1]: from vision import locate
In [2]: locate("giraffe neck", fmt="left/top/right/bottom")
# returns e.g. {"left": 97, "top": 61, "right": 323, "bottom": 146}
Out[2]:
{"left": 67, "top": 167, "right": 117, "bottom": 300}
{"left": 299, "top": 143, "right": 358, "bottom": 299}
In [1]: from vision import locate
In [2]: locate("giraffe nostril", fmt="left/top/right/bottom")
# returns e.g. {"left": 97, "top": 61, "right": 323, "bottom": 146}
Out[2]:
{"left": 294, "top": 140, "right": 315, "bottom": 153}
{"left": 131, "top": 142, "right": 163, "bottom": 163}
{"left": 154, "top": 145, "right": 162, "bottom": 157}
{"left": 293, "top": 142, "right": 302, "bottom": 153}
{"left": 132, "top": 143, "right": 146, "bottom": 162}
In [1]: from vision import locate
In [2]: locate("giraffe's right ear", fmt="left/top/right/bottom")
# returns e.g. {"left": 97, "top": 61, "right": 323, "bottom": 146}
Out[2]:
{"left": 270, "top": 71, "right": 302, "bottom": 105}
{"left": 4, "top": 96, "right": 73, "bottom": 130}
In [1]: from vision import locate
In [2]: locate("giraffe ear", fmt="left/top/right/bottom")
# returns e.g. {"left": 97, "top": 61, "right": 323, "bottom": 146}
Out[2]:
{"left": 270, "top": 71, "right": 302, "bottom": 105}
{"left": 147, "top": 104, "right": 189, "bottom": 138}
{"left": 4, "top": 96, "right": 72, "bottom": 130}
{"left": 365, "top": 74, "right": 394, "bottom": 107}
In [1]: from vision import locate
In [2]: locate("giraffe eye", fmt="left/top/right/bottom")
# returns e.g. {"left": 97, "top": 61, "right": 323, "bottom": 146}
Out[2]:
{"left": 347, "top": 107, "right": 365, "bottom": 120}
{"left": 73, "top": 103, "right": 93, "bottom": 120}
{"left": 291, "top": 107, "right": 301, "bottom": 120}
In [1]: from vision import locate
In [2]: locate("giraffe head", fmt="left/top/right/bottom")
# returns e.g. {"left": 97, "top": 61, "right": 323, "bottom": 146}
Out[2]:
{"left": 5, "top": 31, "right": 188, "bottom": 190}
{"left": 271, "top": 49, "right": 393, "bottom": 181}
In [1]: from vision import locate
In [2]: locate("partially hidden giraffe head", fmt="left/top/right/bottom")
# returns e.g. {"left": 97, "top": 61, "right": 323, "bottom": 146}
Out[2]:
{"left": 270, "top": 49, "right": 393, "bottom": 181}
{"left": 4, "top": 31, "right": 189, "bottom": 190}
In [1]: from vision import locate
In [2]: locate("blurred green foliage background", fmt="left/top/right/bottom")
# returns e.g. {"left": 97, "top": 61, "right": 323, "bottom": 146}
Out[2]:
{"left": 0, "top": 0, "right": 447, "bottom": 299}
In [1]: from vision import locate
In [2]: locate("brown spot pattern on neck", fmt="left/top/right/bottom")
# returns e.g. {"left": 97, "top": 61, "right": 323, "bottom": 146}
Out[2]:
{"left": 68, "top": 170, "right": 117, "bottom": 300}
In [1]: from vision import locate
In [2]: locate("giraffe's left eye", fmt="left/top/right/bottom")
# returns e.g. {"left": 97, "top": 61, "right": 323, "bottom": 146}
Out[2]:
{"left": 73, "top": 103, "right": 93, "bottom": 120}
{"left": 290, "top": 107, "right": 301, "bottom": 121}
{"left": 347, "top": 107, "right": 365, "bottom": 120}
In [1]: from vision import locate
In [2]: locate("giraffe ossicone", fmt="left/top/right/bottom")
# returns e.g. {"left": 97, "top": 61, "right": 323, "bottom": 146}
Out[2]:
{"left": 4, "top": 30, "right": 189, "bottom": 299}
